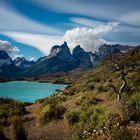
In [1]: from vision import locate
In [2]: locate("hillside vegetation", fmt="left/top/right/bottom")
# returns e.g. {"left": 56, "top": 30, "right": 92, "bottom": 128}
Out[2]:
{"left": 0, "top": 46, "right": 140, "bottom": 140}
{"left": 38, "top": 46, "right": 140, "bottom": 140}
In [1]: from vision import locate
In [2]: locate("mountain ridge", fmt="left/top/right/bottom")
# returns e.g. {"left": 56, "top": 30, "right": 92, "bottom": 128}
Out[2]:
{"left": 0, "top": 42, "right": 134, "bottom": 77}
{"left": 24, "top": 42, "right": 132, "bottom": 76}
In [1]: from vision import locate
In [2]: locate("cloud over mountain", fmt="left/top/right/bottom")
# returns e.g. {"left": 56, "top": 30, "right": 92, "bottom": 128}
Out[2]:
{"left": 0, "top": 40, "right": 20, "bottom": 59}
{"left": 63, "top": 22, "right": 119, "bottom": 52}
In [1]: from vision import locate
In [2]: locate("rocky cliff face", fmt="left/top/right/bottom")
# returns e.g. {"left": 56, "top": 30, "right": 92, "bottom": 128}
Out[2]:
{"left": 25, "top": 42, "right": 76, "bottom": 76}
{"left": 72, "top": 45, "right": 93, "bottom": 68}
{"left": 48, "top": 42, "right": 71, "bottom": 60}
{"left": 0, "top": 50, "right": 19, "bottom": 77}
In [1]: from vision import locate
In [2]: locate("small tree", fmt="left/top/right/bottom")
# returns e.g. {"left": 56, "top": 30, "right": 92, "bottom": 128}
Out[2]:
{"left": 107, "top": 52, "right": 138, "bottom": 100}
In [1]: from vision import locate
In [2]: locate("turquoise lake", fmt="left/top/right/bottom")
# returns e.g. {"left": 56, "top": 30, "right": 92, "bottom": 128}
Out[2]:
{"left": 0, "top": 81, "right": 67, "bottom": 102}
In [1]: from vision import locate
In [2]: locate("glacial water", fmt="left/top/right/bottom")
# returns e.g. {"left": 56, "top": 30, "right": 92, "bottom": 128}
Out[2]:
{"left": 0, "top": 81, "right": 67, "bottom": 102}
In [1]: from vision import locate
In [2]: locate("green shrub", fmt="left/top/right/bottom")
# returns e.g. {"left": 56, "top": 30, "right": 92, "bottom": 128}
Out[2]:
{"left": 41, "top": 96, "right": 57, "bottom": 107}
{"left": 107, "top": 92, "right": 117, "bottom": 100}
{"left": 0, "top": 104, "right": 9, "bottom": 125}
{"left": 97, "top": 85, "right": 107, "bottom": 93}
{"left": 92, "top": 77, "right": 101, "bottom": 82}
{"left": 89, "top": 106, "right": 107, "bottom": 130}
{"left": 65, "top": 111, "right": 80, "bottom": 126}
{"left": 0, "top": 98, "right": 14, "bottom": 104}
{"left": 0, "top": 104, "right": 9, "bottom": 111}
{"left": 11, "top": 117, "right": 27, "bottom": 140}
{"left": 9, "top": 103, "right": 26, "bottom": 116}
{"left": 39, "top": 104, "right": 66, "bottom": 125}
{"left": 120, "top": 92, "right": 140, "bottom": 123}
{"left": 0, "top": 101, "right": 27, "bottom": 126}
{"left": 67, "top": 88, "right": 76, "bottom": 96}
{"left": 133, "top": 76, "right": 140, "bottom": 91}
{"left": 42, "top": 94, "right": 66, "bottom": 107}
{"left": 75, "top": 96, "right": 85, "bottom": 105}
{"left": 86, "top": 83, "right": 95, "bottom": 91}
{"left": 111, "top": 127, "right": 133, "bottom": 140}
{"left": 72, "top": 122, "right": 85, "bottom": 140}
{"left": 129, "top": 92, "right": 140, "bottom": 122}
{"left": 70, "top": 105, "right": 108, "bottom": 138}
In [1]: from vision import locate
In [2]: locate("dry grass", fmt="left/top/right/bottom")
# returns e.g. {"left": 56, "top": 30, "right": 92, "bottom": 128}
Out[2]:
{"left": 27, "top": 121, "right": 73, "bottom": 140}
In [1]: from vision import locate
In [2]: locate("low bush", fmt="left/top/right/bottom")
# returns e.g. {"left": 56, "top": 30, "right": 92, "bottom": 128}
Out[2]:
{"left": 129, "top": 92, "right": 140, "bottom": 122}
{"left": 9, "top": 103, "right": 26, "bottom": 116}
{"left": 42, "top": 94, "right": 66, "bottom": 107}
{"left": 107, "top": 92, "right": 117, "bottom": 100}
{"left": 0, "top": 97, "right": 14, "bottom": 104}
{"left": 0, "top": 99, "right": 27, "bottom": 126}
{"left": 97, "top": 85, "right": 108, "bottom": 93}
{"left": 86, "top": 83, "right": 95, "bottom": 91}
{"left": 65, "top": 111, "right": 80, "bottom": 126}
{"left": 75, "top": 96, "right": 85, "bottom": 105}
{"left": 11, "top": 117, "right": 27, "bottom": 140}
{"left": 120, "top": 92, "right": 140, "bottom": 123}
{"left": 89, "top": 106, "right": 107, "bottom": 130}
{"left": 39, "top": 104, "right": 66, "bottom": 126}
{"left": 92, "top": 77, "right": 101, "bottom": 83}
{"left": 41, "top": 96, "right": 57, "bottom": 107}
{"left": 111, "top": 127, "right": 133, "bottom": 140}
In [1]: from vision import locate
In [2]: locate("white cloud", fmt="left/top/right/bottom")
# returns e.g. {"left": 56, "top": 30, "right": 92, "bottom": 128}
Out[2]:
{"left": 70, "top": 17, "right": 103, "bottom": 27}
{"left": 0, "top": 40, "right": 20, "bottom": 59}
{"left": 2, "top": 22, "right": 119, "bottom": 55}
{"left": 28, "top": 56, "right": 36, "bottom": 61}
{"left": 120, "top": 11, "right": 140, "bottom": 26}
{"left": 31, "top": 0, "right": 140, "bottom": 26}
{"left": 63, "top": 22, "right": 119, "bottom": 52}
{"left": 2, "top": 32, "right": 64, "bottom": 55}
{"left": 31, "top": 0, "right": 115, "bottom": 21}
{"left": 0, "top": 1, "right": 62, "bottom": 35}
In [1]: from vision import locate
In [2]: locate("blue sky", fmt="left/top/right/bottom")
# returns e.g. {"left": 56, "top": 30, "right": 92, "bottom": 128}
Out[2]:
{"left": 0, "top": 0, "right": 140, "bottom": 60}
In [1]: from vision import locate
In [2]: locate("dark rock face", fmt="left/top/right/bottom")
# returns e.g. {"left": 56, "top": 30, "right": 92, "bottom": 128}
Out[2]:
{"left": 48, "top": 42, "right": 71, "bottom": 60}
{"left": 25, "top": 42, "right": 76, "bottom": 76}
{"left": 13, "top": 57, "right": 35, "bottom": 70}
{"left": 72, "top": 45, "right": 93, "bottom": 68}
{"left": 0, "top": 51, "right": 19, "bottom": 77}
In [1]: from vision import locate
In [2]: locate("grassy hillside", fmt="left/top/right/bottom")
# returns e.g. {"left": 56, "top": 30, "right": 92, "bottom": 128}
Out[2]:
{"left": 0, "top": 46, "right": 140, "bottom": 140}
{"left": 38, "top": 46, "right": 140, "bottom": 140}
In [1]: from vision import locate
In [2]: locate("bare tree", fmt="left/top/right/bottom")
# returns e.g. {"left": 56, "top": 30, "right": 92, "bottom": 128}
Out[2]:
{"left": 107, "top": 54, "right": 138, "bottom": 100}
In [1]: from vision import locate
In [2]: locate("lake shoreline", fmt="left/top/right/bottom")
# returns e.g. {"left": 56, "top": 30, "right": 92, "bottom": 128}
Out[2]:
{"left": 0, "top": 76, "right": 71, "bottom": 85}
